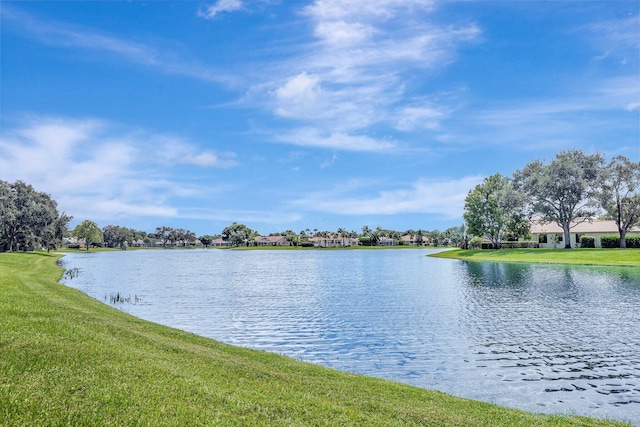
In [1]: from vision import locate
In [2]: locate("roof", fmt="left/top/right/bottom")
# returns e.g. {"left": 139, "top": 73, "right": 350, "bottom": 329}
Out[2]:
{"left": 531, "top": 219, "right": 640, "bottom": 234}
{"left": 257, "top": 235, "right": 287, "bottom": 243}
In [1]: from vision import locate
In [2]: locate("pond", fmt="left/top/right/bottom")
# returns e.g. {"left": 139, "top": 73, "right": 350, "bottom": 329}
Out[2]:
{"left": 59, "top": 249, "right": 640, "bottom": 424}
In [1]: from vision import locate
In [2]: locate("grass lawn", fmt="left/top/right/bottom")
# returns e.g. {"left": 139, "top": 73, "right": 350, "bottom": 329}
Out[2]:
{"left": 0, "top": 252, "right": 632, "bottom": 426}
{"left": 429, "top": 248, "right": 640, "bottom": 267}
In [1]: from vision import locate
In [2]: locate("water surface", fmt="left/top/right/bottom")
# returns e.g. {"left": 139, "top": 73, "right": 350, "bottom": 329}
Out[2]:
{"left": 60, "top": 249, "right": 640, "bottom": 423}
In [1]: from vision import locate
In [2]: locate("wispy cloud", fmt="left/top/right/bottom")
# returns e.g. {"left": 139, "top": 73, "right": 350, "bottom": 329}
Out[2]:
{"left": 252, "top": 0, "right": 480, "bottom": 152}
{"left": 288, "top": 176, "right": 483, "bottom": 219}
{"left": 199, "top": 0, "right": 244, "bottom": 19}
{"left": 155, "top": 139, "right": 240, "bottom": 168}
{"left": 276, "top": 128, "right": 396, "bottom": 152}
{"left": 452, "top": 75, "right": 640, "bottom": 152}
{"left": 583, "top": 15, "right": 640, "bottom": 53}
{"left": 0, "top": 116, "right": 239, "bottom": 222}
{"left": 0, "top": 5, "right": 235, "bottom": 85}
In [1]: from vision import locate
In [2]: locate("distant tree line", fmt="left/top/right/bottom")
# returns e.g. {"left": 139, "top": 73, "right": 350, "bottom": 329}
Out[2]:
{"left": 463, "top": 150, "right": 640, "bottom": 249}
{"left": 1, "top": 179, "right": 468, "bottom": 252}
{"left": 63, "top": 221, "right": 466, "bottom": 250}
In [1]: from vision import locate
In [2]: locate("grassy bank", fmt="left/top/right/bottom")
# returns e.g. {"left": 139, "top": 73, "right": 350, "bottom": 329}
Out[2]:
{"left": 429, "top": 248, "right": 640, "bottom": 267}
{"left": 0, "top": 253, "right": 630, "bottom": 426}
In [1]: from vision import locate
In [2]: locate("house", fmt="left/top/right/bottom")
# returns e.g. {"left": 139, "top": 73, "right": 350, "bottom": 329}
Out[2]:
{"left": 310, "top": 235, "right": 358, "bottom": 247}
{"left": 210, "top": 238, "right": 230, "bottom": 247}
{"left": 378, "top": 236, "right": 398, "bottom": 246}
{"left": 531, "top": 219, "right": 640, "bottom": 248}
{"left": 255, "top": 235, "right": 290, "bottom": 246}
{"left": 401, "top": 234, "right": 428, "bottom": 246}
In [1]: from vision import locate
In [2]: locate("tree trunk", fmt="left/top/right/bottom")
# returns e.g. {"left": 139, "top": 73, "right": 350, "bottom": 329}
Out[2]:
{"left": 620, "top": 229, "right": 627, "bottom": 249}
{"left": 563, "top": 224, "right": 572, "bottom": 249}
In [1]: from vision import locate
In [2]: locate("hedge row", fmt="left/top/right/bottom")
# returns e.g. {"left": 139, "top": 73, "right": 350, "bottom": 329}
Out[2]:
{"left": 600, "top": 235, "right": 640, "bottom": 248}
{"left": 478, "top": 241, "right": 539, "bottom": 249}
{"left": 580, "top": 236, "right": 595, "bottom": 248}
{"left": 500, "top": 241, "right": 539, "bottom": 249}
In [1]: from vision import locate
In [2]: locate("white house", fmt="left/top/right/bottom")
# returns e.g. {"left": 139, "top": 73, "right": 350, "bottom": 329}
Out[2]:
{"left": 531, "top": 219, "right": 640, "bottom": 248}
{"left": 310, "top": 235, "right": 358, "bottom": 247}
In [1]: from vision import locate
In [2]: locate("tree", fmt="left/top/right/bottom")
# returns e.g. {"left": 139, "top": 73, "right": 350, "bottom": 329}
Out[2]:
{"left": 103, "top": 225, "right": 133, "bottom": 250}
{"left": 444, "top": 225, "right": 465, "bottom": 247}
{"left": 182, "top": 229, "right": 196, "bottom": 246}
{"left": 73, "top": 220, "right": 103, "bottom": 251}
{"left": 221, "top": 222, "right": 256, "bottom": 247}
{"left": 596, "top": 155, "right": 640, "bottom": 248}
{"left": 428, "top": 229, "right": 443, "bottom": 247}
{"left": 155, "top": 226, "right": 173, "bottom": 247}
{"left": 464, "top": 173, "right": 528, "bottom": 249}
{"left": 42, "top": 212, "right": 73, "bottom": 252}
{"left": 0, "top": 180, "right": 71, "bottom": 252}
{"left": 514, "top": 149, "right": 604, "bottom": 249}
{"left": 199, "top": 235, "right": 214, "bottom": 248}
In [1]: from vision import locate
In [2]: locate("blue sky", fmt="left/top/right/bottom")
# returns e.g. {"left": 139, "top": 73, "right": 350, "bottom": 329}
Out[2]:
{"left": 1, "top": 0, "right": 638, "bottom": 236}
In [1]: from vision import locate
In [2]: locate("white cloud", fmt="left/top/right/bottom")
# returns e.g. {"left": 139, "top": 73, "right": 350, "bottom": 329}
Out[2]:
{"left": 181, "top": 151, "right": 239, "bottom": 168}
{"left": 274, "top": 73, "right": 325, "bottom": 118}
{"left": 199, "top": 0, "right": 243, "bottom": 19}
{"left": 276, "top": 128, "right": 396, "bottom": 152}
{"left": 456, "top": 75, "right": 640, "bottom": 150}
{"left": 394, "top": 104, "right": 449, "bottom": 131}
{"left": 156, "top": 139, "right": 240, "bottom": 168}
{"left": 0, "top": 116, "right": 238, "bottom": 222}
{"left": 303, "top": 0, "right": 436, "bottom": 22}
{"left": 288, "top": 176, "right": 483, "bottom": 218}
{"left": 254, "top": 0, "right": 480, "bottom": 151}
{"left": 314, "top": 20, "right": 377, "bottom": 47}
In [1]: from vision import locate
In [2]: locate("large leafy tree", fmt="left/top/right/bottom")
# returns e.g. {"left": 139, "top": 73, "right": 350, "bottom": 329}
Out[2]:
{"left": 464, "top": 173, "right": 528, "bottom": 249}
{"left": 169, "top": 228, "right": 196, "bottom": 247}
{"left": 0, "top": 180, "right": 71, "bottom": 252}
{"left": 221, "top": 222, "right": 256, "bottom": 247}
{"left": 198, "top": 235, "right": 215, "bottom": 248}
{"left": 597, "top": 155, "right": 640, "bottom": 248}
{"left": 73, "top": 220, "right": 103, "bottom": 251}
{"left": 155, "top": 226, "right": 173, "bottom": 247}
{"left": 514, "top": 150, "right": 604, "bottom": 249}
{"left": 103, "top": 225, "right": 134, "bottom": 249}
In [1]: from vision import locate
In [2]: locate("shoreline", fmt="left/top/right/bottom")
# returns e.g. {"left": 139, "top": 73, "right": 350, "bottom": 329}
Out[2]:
{"left": 428, "top": 248, "right": 640, "bottom": 267}
{"left": 0, "top": 252, "right": 632, "bottom": 426}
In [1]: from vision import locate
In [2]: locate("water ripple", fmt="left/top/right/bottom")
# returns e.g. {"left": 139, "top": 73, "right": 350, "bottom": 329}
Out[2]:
{"left": 60, "top": 249, "right": 640, "bottom": 424}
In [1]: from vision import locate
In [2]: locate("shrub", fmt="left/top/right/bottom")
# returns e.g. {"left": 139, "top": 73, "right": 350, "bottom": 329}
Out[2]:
{"left": 469, "top": 237, "right": 483, "bottom": 249}
{"left": 580, "top": 236, "right": 595, "bottom": 248}
{"left": 67, "top": 244, "right": 81, "bottom": 249}
{"left": 602, "top": 235, "right": 640, "bottom": 248}
{"left": 499, "top": 241, "right": 539, "bottom": 249}
{"left": 300, "top": 241, "right": 314, "bottom": 247}
{"left": 359, "top": 237, "right": 373, "bottom": 246}
{"left": 628, "top": 236, "right": 640, "bottom": 248}
{"left": 601, "top": 235, "right": 620, "bottom": 248}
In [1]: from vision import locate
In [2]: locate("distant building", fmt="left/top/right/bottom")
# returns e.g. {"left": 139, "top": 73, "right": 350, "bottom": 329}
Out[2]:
{"left": 255, "top": 235, "right": 290, "bottom": 246}
{"left": 310, "top": 235, "right": 358, "bottom": 247}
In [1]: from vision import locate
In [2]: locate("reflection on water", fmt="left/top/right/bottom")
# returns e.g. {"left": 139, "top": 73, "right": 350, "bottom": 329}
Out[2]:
{"left": 458, "top": 262, "right": 640, "bottom": 418}
{"left": 60, "top": 250, "right": 640, "bottom": 424}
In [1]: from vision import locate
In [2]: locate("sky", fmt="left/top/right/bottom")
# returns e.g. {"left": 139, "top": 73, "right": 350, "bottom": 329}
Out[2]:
{"left": 1, "top": 0, "right": 639, "bottom": 237}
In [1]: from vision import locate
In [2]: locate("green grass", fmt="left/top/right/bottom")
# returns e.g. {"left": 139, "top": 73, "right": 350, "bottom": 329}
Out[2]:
{"left": 0, "top": 253, "right": 631, "bottom": 426}
{"left": 429, "top": 248, "right": 640, "bottom": 267}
